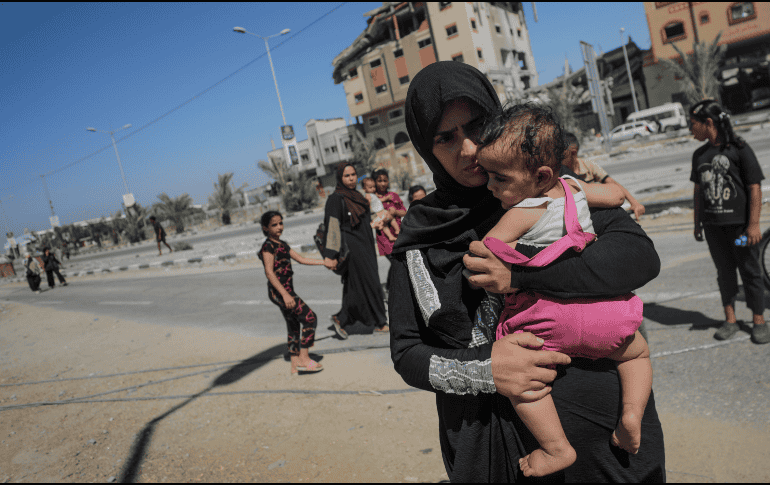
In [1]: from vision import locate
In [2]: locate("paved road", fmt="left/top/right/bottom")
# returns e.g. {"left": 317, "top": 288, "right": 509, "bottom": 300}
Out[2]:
{"left": 2, "top": 224, "right": 768, "bottom": 426}
{"left": 0, "top": 255, "right": 391, "bottom": 340}
{"left": 64, "top": 210, "right": 325, "bottom": 265}
{"left": 607, "top": 132, "right": 770, "bottom": 178}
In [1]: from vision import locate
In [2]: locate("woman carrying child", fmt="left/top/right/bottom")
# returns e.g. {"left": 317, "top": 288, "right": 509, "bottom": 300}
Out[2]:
{"left": 259, "top": 211, "right": 325, "bottom": 375}
{"left": 390, "top": 61, "right": 665, "bottom": 482}
{"left": 361, "top": 176, "right": 400, "bottom": 242}
{"left": 371, "top": 169, "right": 407, "bottom": 256}
{"left": 474, "top": 104, "right": 652, "bottom": 477}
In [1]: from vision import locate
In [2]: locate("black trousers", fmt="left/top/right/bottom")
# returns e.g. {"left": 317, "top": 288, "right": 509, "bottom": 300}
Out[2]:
{"left": 27, "top": 274, "right": 41, "bottom": 292}
{"left": 45, "top": 268, "right": 66, "bottom": 288}
{"left": 704, "top": 224, "right": 765, "bottom": 314}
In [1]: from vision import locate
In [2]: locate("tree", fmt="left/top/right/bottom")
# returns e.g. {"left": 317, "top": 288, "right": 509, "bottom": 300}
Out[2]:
{"left": 659, "top": 33, "right": 727, "bottom": 105}
{"left": 350, "top": 128, "right": 378, "bottom": 177}
{"left": 152, "top": 192, "right": 195, "bottom": 233}
{"left": 546, "top": 81, "right": 584, "bottom": 139}
{"left": 258, "top": 159, "right": 319, "bottom": 213}
{"left": 208, "top": 173, "right": 244, "bottom": 225}
{"left": 282, "top": 171, "right": 319, "bottom": 212}
{"left": 124, "top": 202, "right": 149, "bottom": 243}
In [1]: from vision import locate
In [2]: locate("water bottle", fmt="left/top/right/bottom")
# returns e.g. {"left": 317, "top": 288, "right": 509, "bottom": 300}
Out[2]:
{"left": 734, "top": 235, "right": 748, "bottom": 247}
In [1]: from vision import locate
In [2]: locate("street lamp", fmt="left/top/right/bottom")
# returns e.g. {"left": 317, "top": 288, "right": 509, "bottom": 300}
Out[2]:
{"left": 620, "top": 28, "right": 640, "bottom": 114}
{"left": 233, "top": 27, "right": 291, "bottom": 125}
{"left": 86, "top": 124, "right": 135, "bottom": 208}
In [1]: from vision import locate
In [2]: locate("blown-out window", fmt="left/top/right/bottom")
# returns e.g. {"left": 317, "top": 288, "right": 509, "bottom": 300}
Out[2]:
{"left": 662, "top": 21, "right": 686, "bottom": 43}
{"left": 729, "top": 2, "right": 756, "bottom": 24}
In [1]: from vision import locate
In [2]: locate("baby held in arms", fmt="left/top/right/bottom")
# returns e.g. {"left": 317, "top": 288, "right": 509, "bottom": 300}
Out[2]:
{"left": 362, "top": 176, "right": 399, "bottom": 242}
{"left": 473, "top": 104, "right": 652, "bottom": 478}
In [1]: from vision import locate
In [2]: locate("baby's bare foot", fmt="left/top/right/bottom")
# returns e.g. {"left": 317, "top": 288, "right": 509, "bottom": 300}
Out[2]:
{"left": 611, "top": 413, "right": 642, "bottom": 454}
{"left": 519, "top": 443, "right": 576, "bottom": 477}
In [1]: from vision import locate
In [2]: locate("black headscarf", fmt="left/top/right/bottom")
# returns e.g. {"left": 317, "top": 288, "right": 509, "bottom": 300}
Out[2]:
{"left": 334, "top": 162, "right": 369, "bottom": 228}
{"left": 392, "top": 61, "right": 503, "bottom": 253}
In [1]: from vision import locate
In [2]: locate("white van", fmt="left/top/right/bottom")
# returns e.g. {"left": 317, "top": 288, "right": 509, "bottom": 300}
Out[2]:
{"left": 625, "top": 102, "right": 687, "bottom": 133}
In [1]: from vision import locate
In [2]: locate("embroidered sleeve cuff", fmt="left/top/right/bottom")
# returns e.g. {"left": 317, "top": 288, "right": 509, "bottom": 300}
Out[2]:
{"left": 428, "top": 355, "right": 497, "bottom": 395}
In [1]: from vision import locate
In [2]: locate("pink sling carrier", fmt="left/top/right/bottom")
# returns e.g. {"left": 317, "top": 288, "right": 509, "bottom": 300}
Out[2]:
{"left": 483, "top": 178, "right": 596, "bottom": 267}
{"left": 482, "top": 178, "right": 642, "bottom": 359}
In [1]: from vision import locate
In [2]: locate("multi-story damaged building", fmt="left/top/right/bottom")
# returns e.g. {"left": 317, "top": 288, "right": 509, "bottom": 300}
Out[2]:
{"left": 332, "top": 2, "right": 538, "bottom": 180}
{"left": 642, "top": 2, "right": 770, "bottom": 114}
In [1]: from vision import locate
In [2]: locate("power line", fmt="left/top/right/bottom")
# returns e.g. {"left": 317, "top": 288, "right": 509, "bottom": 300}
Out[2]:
{"left": 3, "top": 2, "right": 348, "bottom": 188}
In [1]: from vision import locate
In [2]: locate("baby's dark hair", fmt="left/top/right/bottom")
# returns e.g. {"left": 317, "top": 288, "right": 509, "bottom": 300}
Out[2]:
{"left": 408, "top": 184, "right": 427, "bottom": 202}
{"left": 360, "top": 176, "right": 374, "bottom": 189}
{"left": 260, "top": 210, "right": 283, "bottom": 236}
{"left": 564, "top": 132, "right": 579, "bottom": 152}
{"left": 689, "top": 99, "right": 745, "bottom": 150}
{"left": 478, "top": 102, "right": 567, "bottom": 175}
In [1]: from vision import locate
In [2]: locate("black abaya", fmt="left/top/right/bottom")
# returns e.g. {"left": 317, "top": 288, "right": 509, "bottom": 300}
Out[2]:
{"left": 322, "top": 192, "right": 387, "bottom": 334}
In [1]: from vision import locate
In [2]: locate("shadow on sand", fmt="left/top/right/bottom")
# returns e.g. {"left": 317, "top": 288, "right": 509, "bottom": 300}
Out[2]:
{"left": 118, "top": 342, "right": 318, "bottom": 483}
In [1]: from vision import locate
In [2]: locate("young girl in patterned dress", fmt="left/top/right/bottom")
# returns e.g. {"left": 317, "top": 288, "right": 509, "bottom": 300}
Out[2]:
{"left": 259, "top": 211, "right": 326, "bottom": 375}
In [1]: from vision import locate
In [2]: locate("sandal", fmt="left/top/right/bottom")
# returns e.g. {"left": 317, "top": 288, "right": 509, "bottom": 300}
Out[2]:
{"left": 296, "top": 360, "right": 323, "bottom": 373}
{"left": 331, "top": 315, "right": 348, "bottom": 340}
{"left": 374, "top": 325, "right": 390, "bottom": 333}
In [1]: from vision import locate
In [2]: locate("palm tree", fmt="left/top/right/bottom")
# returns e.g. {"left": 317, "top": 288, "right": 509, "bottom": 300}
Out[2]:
{"left": 152, "top": 193, "right": 195, "bottom": 233}
{"left": 659, "top": 33, "right": 727, "bottom": 106}
{"left": 124, "top": 202, "right": 148, "bottom": 243}
{"left": 350, "top": 128, "right": 378, "bottom": 176}
{"left": 208, "top": 173, "right": 243, "bottom": 225}
{"left": 257, "top": 159, "right": 319, "bottom": 212}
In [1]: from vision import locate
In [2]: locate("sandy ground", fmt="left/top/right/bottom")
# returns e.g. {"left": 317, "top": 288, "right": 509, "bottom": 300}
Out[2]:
{"left": 0, "top": 300, "right": 448, "bottom": 483}
{"left": 2, "top": 282, "right": 770, "bottom": 482}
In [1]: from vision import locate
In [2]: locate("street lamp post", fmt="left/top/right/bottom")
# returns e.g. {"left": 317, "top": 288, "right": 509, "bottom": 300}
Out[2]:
{"left": 233, "top": 27, "right": 290, "bottom": 125}
{"left": 620, "top": 28, "right": 640, "bottom": 113}
{"left": 87, "top": 124, "right": 132, "bottom": 195}
{"left": 233, "top": 26, "right": 298, "bottom": 169}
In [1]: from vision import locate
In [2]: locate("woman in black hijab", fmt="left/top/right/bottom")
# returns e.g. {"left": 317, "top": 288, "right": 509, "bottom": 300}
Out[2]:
{"left": 321, "top": 162, "right": 388, "bottom": 337}
{"left": 389, "top": 61, "right": 665, "bottom": 481}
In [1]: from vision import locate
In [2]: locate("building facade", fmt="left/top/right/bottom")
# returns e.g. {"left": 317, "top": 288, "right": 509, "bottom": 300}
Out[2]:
{"left": 266, "top": 118, "right": 367, "bottom": 189}
{"left": 332, "top": 2, "right": 537, "bottom": 179}
{"left": 524, "top": 39, "right": 652, "bottom": 135}
{"left": 643, "top": 2, "right": 770, "bottom": 113}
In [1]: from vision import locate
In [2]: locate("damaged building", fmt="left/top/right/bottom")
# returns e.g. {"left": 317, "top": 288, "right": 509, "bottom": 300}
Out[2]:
{"left": 331, "top": 2, "right": 538, "bottom": 181}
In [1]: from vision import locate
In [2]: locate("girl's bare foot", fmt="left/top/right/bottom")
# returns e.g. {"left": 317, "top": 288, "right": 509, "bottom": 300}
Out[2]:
{"left": 518, "top": 442, "right": 576, "bottom": 477}
{"left": 611, "top": 412, "right": 642, "bottom": 454}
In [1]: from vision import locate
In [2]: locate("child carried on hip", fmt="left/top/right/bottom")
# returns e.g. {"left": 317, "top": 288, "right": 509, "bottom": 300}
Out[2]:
{"left": 472, "top": 104, "right": 652, "bottom": 478}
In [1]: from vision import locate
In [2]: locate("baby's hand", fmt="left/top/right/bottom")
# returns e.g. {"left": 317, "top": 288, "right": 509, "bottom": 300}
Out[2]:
{"left": 379, "top": 193, "right": 393, "bottom": 202}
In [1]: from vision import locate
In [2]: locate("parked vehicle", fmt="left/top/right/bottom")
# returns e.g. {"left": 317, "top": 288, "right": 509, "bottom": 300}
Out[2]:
{"left": 604, "top": 121, "right": 655, "bottom": 143}
{"left": 747, "top": 87, "right": 770, "bottom": 111}
{"left": 625, "top": 102, "right": 688, "bottom": 133}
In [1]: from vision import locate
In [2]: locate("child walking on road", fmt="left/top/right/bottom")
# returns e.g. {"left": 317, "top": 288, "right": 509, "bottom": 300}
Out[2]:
{"left": 259, "top": 211, "right": 326, "bottom": 375}
{"left": 473, "top": 104, "right": 653, "bottom": 477}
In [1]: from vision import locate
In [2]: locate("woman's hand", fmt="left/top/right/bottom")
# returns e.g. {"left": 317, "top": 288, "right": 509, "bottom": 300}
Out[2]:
{"left": 323, "top": 257, "right": 338, "bottom": 271}
{"left": 463, "top": 241, "right": 517, "bottom": 294}
{"left": 282, "top": 293, "right": 296, "bottom": 310}
{"left": 491, "top": 332, "right": 571, "bottom": 402}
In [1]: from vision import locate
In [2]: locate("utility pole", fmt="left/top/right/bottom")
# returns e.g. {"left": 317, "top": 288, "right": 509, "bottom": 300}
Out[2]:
{"left": 581, "top": 41, "right": 612, "bottom": 152}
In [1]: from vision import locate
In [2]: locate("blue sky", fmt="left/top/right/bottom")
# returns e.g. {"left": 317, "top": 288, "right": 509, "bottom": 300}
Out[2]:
{"left": 0, "top": 2, "right": 650, "bottom": 247}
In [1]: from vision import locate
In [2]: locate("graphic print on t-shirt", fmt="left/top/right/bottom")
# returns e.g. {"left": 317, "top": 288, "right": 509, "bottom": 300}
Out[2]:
{"left": 698, "top": 153, "right": 736, "bottom": 213}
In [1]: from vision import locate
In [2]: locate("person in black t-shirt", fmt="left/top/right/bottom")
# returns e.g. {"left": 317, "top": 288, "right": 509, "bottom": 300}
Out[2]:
{"left": 689, "top": 99, "right": 768, "bottom": 345}
{"left": 148, "top": 216, "right": 173, "bottom": 256}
